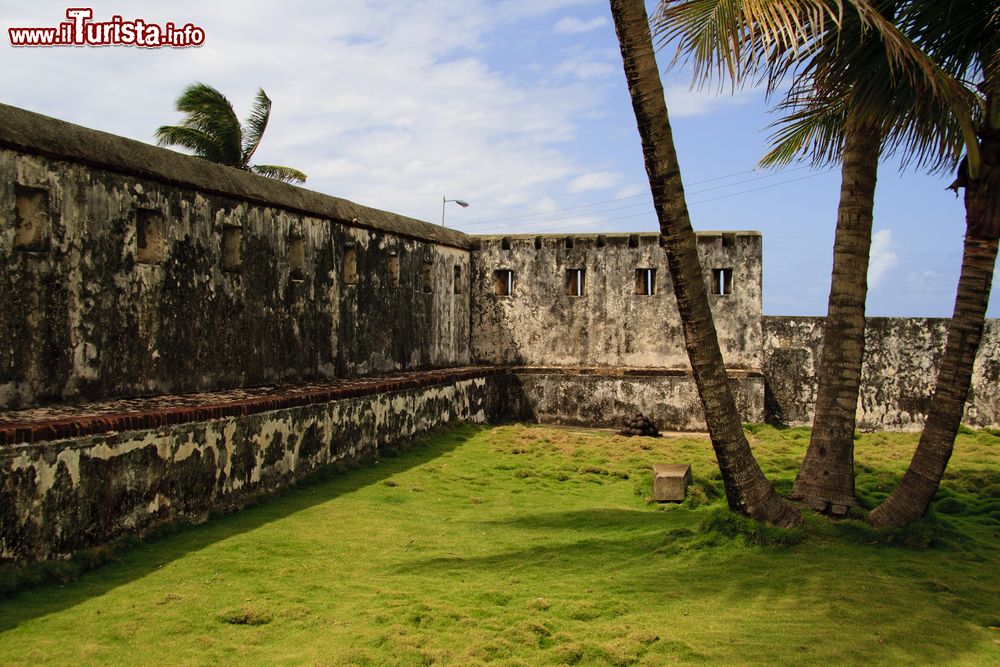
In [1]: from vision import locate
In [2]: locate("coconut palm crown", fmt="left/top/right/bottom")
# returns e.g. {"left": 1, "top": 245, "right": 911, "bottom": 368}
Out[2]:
{"left": 155, "top": 82, "right": 307, "bottom": 184}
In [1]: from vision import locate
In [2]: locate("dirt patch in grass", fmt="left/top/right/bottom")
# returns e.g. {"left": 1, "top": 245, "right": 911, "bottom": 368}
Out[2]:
{"left": 219, "top": 605, "right": 273, "bottom": 626}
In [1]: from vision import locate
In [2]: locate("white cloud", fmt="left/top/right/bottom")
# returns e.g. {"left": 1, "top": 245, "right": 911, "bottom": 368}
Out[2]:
{"left": 615, "top": 184, "right": 647, "bottom": 198}
{"left": 553, "top": 16, "right": 607, "bottom": 34}
{"left": 554, "top": 57, "right": 616, "bottom": 80}
{"left": 0, "top": 1, "right": 612, "bottom": 227}
{"left": 664, "top": 85, "right": 755, "bottom": 117}
{"left": 568, "top": 171, "right": 623, "bottom": 193}
{"left": 868, "top": 229, "right": 899, "bottom": 288}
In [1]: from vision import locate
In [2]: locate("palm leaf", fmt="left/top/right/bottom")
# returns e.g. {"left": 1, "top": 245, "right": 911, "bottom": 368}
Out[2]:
{"left": 154, "top": 125, "right": 228, "bottom": 164}
{"left": 836, "top": 0, "right": 981, "bottom": 176}
{"left": 653, "top": 0, "right": 844, "bottom": 91}
{"left": 241, "top": 88, "right": 271, "bottom": 166}
{"left": 759, "top": 91, "right": 849, "bottom": 167}
{"left": 172, "top": 82, "right": 244, "bottom": 167}
{"left": 250, "top": 165, "right": 307, "bottom": 184}
{"left": 157, "top": 82, "right": 308, "bottom": 183}
{"left": 655, "top": 0, "right": 982, "bottom": 175}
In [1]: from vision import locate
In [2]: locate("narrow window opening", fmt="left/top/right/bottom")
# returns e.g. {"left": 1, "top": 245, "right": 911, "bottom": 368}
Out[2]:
{"left": 722, "top": 233, "right": 737, "bottom": 248}
{"left": 343, "top": 246, "right": 358, "bottom": 285}
{"left": 501, "top": 236, "right": 511, "bottom": 250}
{"left": 494, "top": 269, "right": 514, "bottom": 297}
{"left": 288, "top": 237, "right": 306, "bottom": 282}
{"left": 634, "top": 268, "right": 656, "bottom": 296}
{"left": 421, "top": 260, "right": 433, "bottom": 293}
{"left": 136, "top": 209, "right": 166, "bottom": 264}
{"left": 534, "top": 236, "right": 543, "bottom": 250}
{"left": 596, "top": 234, "right": 607, "bottom": 248}
{"left": 389, "top": 253, "right": 400, "bottom": 286}
{"left": 453, "top": 265, "right": 462, "bottom": 294}
{"left": 628, "top": 234, "right": 640, "bottom": 248}
{"left": 14, "top": 186, "right": 50, "bottom": 252}
{"left": 564, "top": 236, "right": 574, "bottom": 249}
{"left": 221, "top": 226, "right": 242, "bottom": 272}
{"left": 565, "top": 268, "right": 586, "bottom": 297}
{"left": 712, "top": 268, "right": 734, "bottom": 295}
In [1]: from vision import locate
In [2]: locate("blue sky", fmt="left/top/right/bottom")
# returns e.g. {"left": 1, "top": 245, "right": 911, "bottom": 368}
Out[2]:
{"left": 2, "top": 0, "right": 994, "bottom": 317}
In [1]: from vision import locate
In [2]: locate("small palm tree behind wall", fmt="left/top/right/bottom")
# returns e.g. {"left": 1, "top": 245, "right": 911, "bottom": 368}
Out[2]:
{"left": 155, "top": 82, "right": 307, "bottom": 184}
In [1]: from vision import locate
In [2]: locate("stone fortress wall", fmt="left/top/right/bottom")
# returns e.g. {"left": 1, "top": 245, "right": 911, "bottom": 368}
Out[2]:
{"left": 470, "top": 232, "right": 767, "bottom": 429}
{"left": 764, "top": 316, "right": 999, "bottom": 431}
{"left": 0, "top": 103, "right": 472, "bottom": 410}
{"left": 1, "top": 103, "right": 997, "bottom": 562}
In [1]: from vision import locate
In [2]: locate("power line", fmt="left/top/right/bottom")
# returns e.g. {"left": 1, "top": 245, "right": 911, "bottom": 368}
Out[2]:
{"left": 454, "top": 170, "right": 833, "bottom": 234}
{"left": 461, "top": 165, "right": 814, "bottom": 228}
{"left": 686, "top": 165, "right": 813, "bottom": 196}
{"left": 462, "top": 192, "right": 650, "bottom": 226}
{"left": 459, "top": 199, "right": 651, "bottom": 229}
{"left": 688, "top": 170, "right": 832, "bottom": 205}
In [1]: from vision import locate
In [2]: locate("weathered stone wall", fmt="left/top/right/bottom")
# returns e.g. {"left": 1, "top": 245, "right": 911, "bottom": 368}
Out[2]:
{"left": 0, "top": 104, "right": 472, "bottom": 409}
{"left": 0, "top": 105, "right": 470, "bottom": 408}
{"left": 764, "top": 316, "right": 1000, "bottom": 430}
{"left": 504, "top": 368, "right": 764, "bottom": 431}
{"left": 0, "top": 374, "right": 500, "bottom": 562}
{"left": 470, "top": 232, "right": 763, "bottom": 370}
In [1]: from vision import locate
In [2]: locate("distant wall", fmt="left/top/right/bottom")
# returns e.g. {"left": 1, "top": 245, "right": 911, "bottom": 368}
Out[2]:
{"left": 0, "top": 104, "right": 473, "bottom": 409}
{"left": 470, "top": 232, "right": 763, "bottom": 370}
{"left": 504, "top": 368, "right": 764, "bottom": 431}
{"left": 764, "top": 316, "right": 1000, "bottom": 430}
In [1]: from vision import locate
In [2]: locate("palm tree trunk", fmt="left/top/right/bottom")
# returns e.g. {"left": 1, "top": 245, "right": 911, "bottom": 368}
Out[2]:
{"left": 792, "top": 112, "right": 881, "bottom": 515}
{"left": 867, "top": 233, "right": 997, "bottom": 528}
{"left": 610, "top": 0, "right": 799, "bottom": 527}
{"left": 868, "top": 120, "right": 999, "bottom": 529}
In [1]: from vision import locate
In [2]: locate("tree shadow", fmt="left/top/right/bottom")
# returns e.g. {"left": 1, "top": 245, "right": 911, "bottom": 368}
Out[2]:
{"left": 0, "top": 422, "right": 485, "bottom": 631}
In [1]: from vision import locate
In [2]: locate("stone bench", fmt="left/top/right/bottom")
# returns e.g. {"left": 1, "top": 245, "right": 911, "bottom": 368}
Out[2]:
{"left": 652, "top": 464, "right": 692, "bottom": 502}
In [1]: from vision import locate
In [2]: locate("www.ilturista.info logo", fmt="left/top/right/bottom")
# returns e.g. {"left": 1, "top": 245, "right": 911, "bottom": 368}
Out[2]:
{"left": 8, "top": 8, "right": 205, "bottom": 47}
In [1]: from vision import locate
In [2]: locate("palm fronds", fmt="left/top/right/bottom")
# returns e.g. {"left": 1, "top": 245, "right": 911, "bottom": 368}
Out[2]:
{"left": 654, "top": 0, "right": 983, "bottom": 175}
{"left": 155, "top": 83, "right": 307, "bottom": 184}
{"left": 241, "top": 88, "right": 272, "bottom": 166}
{"left": 251, "top": 165, "right": 307, "bottom": 184}
{"left": 153, "top": 125, "right": 228, "bottom": 164}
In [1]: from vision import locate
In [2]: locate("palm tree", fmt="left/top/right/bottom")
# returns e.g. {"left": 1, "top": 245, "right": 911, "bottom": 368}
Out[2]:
{"left": 654, "top": 0, "right": 979, "bottom": 515}
{"left": 723, "top": 1, "right": 997, "bottom": 528}
{"left": 156, "top": 82, "right": 307, "bottom": 184}
{"left": 868, "top": 1, "right": 999, "bottom": 528}
{"left": 610, "top": 0, "right": 800, "bottom": 527}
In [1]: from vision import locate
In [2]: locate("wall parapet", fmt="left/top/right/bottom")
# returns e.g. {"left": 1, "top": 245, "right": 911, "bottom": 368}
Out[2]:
{"left": 0, "top": 372, "right": 503, "bottom": 563}
{"left": 0, "top": 103, "right": 470, "bottom": 250}
{"left": 0, "top": 366, "right": 503, "bottom": 446}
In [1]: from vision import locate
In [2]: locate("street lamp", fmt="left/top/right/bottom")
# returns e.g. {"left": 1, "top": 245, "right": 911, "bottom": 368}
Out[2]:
{"left": 441, "top": 196, "right": 469, "bottom": 226}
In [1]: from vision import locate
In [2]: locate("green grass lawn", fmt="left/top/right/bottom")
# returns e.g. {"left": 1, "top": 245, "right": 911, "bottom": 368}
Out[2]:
{"left": 0, "top": 423, "right": 998, "bottom": 665}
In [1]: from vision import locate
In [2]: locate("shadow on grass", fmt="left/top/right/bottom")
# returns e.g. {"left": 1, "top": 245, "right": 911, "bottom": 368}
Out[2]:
{"left": 0, "top": 422, "right": 486, "bottom": 631}
{"left": 396, "top": 506, "right": 998, "bottom": 664}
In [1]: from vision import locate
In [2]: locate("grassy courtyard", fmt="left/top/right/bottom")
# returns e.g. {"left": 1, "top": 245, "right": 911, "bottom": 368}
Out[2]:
{"left": 0, "top": 423, "right": 997, "bottom": 665}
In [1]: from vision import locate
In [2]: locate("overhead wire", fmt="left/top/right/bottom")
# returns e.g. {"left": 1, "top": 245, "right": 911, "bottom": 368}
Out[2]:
{"left": 460, "top": 165, "right": 814, "bottom": 228}
{"left": 454, "top": 169, "right": 833, "bottom": 234}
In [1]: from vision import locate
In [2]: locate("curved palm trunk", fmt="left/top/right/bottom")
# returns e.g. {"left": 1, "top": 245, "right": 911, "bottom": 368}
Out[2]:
{"left": 869, "top": 121, "right": 999, "bottom": 529}
{"left": 792, "top": 113, "right": 881, "bottom": 515}
{"left": 610, "top": 0, "right": 799, "bottom": 527}
{"left": 867, "top": 233, "right": 997, "bottom": 528}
